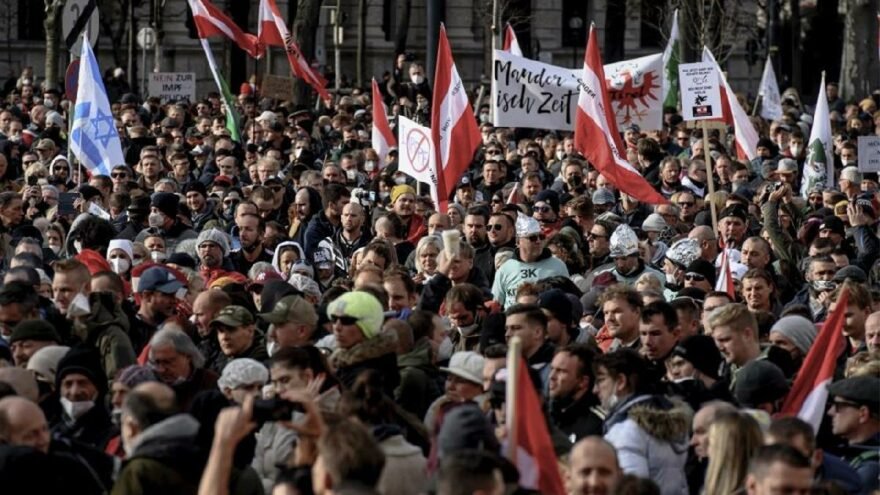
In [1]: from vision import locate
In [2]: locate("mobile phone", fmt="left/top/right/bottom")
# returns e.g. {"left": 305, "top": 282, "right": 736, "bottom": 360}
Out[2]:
{"left": 58, "top": 192, "right": 77, "bottom": 215}
{"left": 251, "top": 398, "right": 302, "bottom": 424}
{"left": 27, "top": 175, "right": 37, "bottom": 186}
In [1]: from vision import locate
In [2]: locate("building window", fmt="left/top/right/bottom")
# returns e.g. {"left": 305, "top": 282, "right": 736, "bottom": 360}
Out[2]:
{"left": 18, "top": 0, "right": 45, "bottom": 41}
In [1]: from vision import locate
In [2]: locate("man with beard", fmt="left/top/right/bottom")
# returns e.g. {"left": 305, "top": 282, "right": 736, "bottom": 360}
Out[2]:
{"left": 322, "top": 202, "right": 369, "bottom": 275}
{"left": 476, "top": 159, "right": 505, "bottom": 198}
{"left": 304, "top": 183, "right": 349, "bottom": 260}
{"left": 657, "top": 157, "right": 684, "bottom": 198}
{"left": 487, "top": 211, "right": 516, "bottom": 256}
{"left": 463, "top": 207, "right": 493, "bottom": 279}
{"left": 290, "top": 186, "right": 322, "bottom": 247}
{"left": 146, "top": 328, "right": 219, "bottom": 411}
{"left": 548, "top": 343, "right": 604, "bottom": 443}
{"left": 229, "top": 213, "right": 272, "bottom": 276}
{"left": 196, "top": 229, "right": 232, "bottom": 286}
{"left": 132, "top": 267, "right": 183, "bottom": 352}
{"left": 184, "top": 182, "right": 221, "bottom": 232}
{"left": 717, "top": 204, "right": 749, "bottom": 250}
{"left": 390, "top": 184, "right": 427, "bottom": 245}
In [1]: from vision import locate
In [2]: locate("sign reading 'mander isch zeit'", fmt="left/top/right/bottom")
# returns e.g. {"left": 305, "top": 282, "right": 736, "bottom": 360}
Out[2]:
{"left": 491, "top": 50, "right": 664, "bottom": 132}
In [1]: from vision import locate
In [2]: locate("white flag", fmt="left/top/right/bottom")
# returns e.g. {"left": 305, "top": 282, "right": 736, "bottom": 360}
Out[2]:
{"left": 758, "top": 57, "right": 783, "bottom": 121}
{"left": 802, "top": 72, "right": 834, "bottom": 195}
{"left": 397, "top": 115, "right": 440, "bottom": 209}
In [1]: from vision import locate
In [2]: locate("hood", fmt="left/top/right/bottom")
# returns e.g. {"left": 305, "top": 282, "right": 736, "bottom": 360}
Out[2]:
{"left": 330, "top": 331, "right": 397, "bottom": 369}
{"left": 625, "top": 396, "right": 692, "bottom": 444}
{"left": 397, "top": 338, "right": 432, "bottom": 369}
{"left": 271, "top": 240, "right": 305, "bottom": 274}
{"left": 129, "top": 413, "right": 201, "bottom": 460}
{"left": 65, "top": 212, "right": 93, "bottom": 254}
{"left": 76, "top": 291, "right": 131, "bottom": 343}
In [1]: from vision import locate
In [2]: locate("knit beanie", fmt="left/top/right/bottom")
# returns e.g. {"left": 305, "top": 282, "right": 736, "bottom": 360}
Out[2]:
{"left": 9, "top": 320, "right": 61, "bottom": 345}
{"left": 390, "top": 184, "right": 416, "bottom": 204}
{"left": 769, "top": 315, "right": 817, "bottom": 357}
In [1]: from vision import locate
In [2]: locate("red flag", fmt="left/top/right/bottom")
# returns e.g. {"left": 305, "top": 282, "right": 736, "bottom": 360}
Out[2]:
{"left": 574, "top": 26, "right": 668, "bottom": 205}
{"left": 702, "top": 47, "right": 760, "bottom": 162}
{"left": 512, "top": 359, "right": 566, "bottom": 494}
{"left": 503, "top": 23, "right": 523, "bottom": 56}
{"left": 258, "top": 0, "right": 331, "bottom": 101}
{"left": 371, "top": 79, "right": 396, "bottom": 162}
{"left": 779, "top": 287, "right": 848, "bottom": 431}
{"left": 431, "top": 24, "right": 481, "bottom": 213}
{"left": 187, "top": 0, "right": 262, "bottom": 58}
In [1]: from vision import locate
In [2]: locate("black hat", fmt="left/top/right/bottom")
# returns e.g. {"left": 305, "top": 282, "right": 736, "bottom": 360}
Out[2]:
{"left": 534, "top": 189, "right": 560, "bottom": 213}
{"left": 537, "top": 289, "right": 572, "bottom": 326}
{"left": 827, "top": 375, "right": 880, "bottom": 411}
{"left": 819, "top": 215, "right": 846, "bottom": 237}
{"left": 55, "top": 347, "right": 108, "bottom": 395}
{"left": 719, "top": 205, "right": 747, "bottom": 222}
{"left": 833, "top": 265, "right": 867, "bottom": 284}
{"left": 685, "top": 259, "right": 717, "bottom": 287}
{"left": 437, "top": 403, "right": 500, "bottom": 456}
{"left": 757, "top": 137, "right": 777, "bottom": 153}
{"left": 9, "top": 320, "right": 60, "bottom": 345}
{"left": 166, "top": 252, "right": 197, "bottom": 270}
{"left": 733, "top": 360, "right": 789, "bottom": 408}
{"left": 671, "top": 335, "right": 722, "bottom": 380}
{"left": 78, "top": 185, "right": 102, "bottom": 202}
{"left": 183, "top": 181, "right": 207, "bottom": 198}
{"left": 127, "top": 195, "right": 151, "bottom": 214}
{"left": 151, "top": 192, "right": 180, "bottom": 218}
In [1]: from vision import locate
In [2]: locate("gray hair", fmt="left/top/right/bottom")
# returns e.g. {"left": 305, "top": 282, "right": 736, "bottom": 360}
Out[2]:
{"left": 415, "top": 235, "right": 442, "bottom": 273}
{"left": 248, "top": 261, "right": 276, "bottom": 280}
{"left": 148, "top": 328, "right": 205, "bottom": 369}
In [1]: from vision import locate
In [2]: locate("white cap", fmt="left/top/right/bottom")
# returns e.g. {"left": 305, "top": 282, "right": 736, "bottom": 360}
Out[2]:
{"left": 256, "top": 110, "right": 277, "bottom": 125}
{"left": 440, "top": 351, "right": 485, "bottom": 385}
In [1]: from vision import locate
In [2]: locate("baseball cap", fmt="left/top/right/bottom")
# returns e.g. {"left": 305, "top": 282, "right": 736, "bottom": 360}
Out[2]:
{"left": 256, "top": 111, "right": 277, "bottom": 125}
{"left": 592, "top": 188, "right": 616, "bottom": 206}
{"left": 35, "top": 138, "right": 55, "bottom": 151}
{"left": 819, "top": 215, "right": 846, "bottom": 236}
{"left": 210, "top": 305, "right": 255, "bottom": 329}
{"left": 138, "top": 266, "right": 185, "bottom": 294}
{"left": 439, "top": 351, "right": 485, "bottom": 386}
{"left": 259, "top": 294, "right": 318, "bottom": 328}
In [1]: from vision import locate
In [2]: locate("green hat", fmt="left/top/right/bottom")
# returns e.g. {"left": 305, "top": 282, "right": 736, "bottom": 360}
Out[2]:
{"left": 210, "top": 305, "right": 255, "bottom": 329}
{"left": 259, "top": 295, "right": 318, "bottom": 328}
{"left": 10, "top": 320, "right": 61, "bottom": 345}
{"left": 326, "top": 291, "right": 384, "bottom": 339}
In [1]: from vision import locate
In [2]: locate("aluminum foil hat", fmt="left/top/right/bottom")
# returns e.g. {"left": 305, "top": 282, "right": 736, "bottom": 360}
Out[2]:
{"left": 609, "top": 224, "right": 639, "bottom": 258}
{"left": 515, "top": 213, "right": 541, "bottom": 237}
{"left": 666, "top": 238, "right": 701, "bottom": 268}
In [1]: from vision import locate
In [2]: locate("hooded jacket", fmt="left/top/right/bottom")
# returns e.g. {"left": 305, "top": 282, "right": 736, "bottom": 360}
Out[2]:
{"left": 395, "top": 338, "right": 442, "bottom": 419}
{"left": 491, "top": 248, "right": 569, "bottom": 309}
{"left": 111, "top": 414, "right": 203, "bottom": 495}
{"left": 271, "top": 241, "right": 306, "bottom": 277}
{"left": 603, "top": 394, "right": 691, "bottom": 495}
{"left": 331, "top": 331, "right": 401, "bottom": 397}
{"left": 74, "top": 292, "right": 137, "bottom": 387}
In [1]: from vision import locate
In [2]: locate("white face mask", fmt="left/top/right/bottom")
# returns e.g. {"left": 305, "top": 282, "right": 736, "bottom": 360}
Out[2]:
{"left": 346, "top": 169, "right": 358, "bottom": 181}
{"left": 73, "top": 240, "right": 83, "bottom": 254}
{"left": 457, "top": 323, "right": 479, "bottom": 337}
{"left": 148, "top": 212, "right": 165, "bottom": 229}
{"left": 49, "top": 244, "right": 62, "bottom": 255}
{"left": 790, "top": 144, "right": 802, "bottom": 156}
{"left": 111, "top": 408, "right": 122, "bottom": 427}
{"left": 410, "top": 74, "right": 425, "bottom": 85}
{"left": 150, "top": 251, "right": 167, "bottom": 263}
{"left": 437, "top": 336, "right": 454, "bottom": 362}
{"left": 110, "top": 258, "right": 130, "bottom": 274}
{"left": 556, "top": 150, "right": 565, "bottom": 160}
{"left": 267, "top": 341, "right": 279, "bottom": 357}
{"left": 60, "top": 397, "right": 95, "bottom": 420}
{"left": 364, "top": 160, "right": 376, "bottom": 172}
{"left": 294, "top": 148, "right": 303, "bottom": 158}
{"left": 394, "top": 175, "right": 407, "bottom": 185}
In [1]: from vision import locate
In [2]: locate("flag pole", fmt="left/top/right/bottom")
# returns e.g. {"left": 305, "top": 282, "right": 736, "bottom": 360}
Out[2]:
{"left": 505, "top": 335, "right": 521, "bottom": 466}
{"left": 702, "top": 121, "right": 717, "bottom": 233}
{"left": 751, "top": 93, "right": 761, "bottom": 117}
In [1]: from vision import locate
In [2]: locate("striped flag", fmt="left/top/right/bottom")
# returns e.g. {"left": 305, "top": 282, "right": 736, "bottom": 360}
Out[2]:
{"left": 574, "top": 25, "right": 668, "bottom": 205}
{"left": 779, "top": 287, "right": 848, "bottom": 432}
{"left": 503, "top": 23, "right": 523, "bottom": 56}
{"left": 431, "top": 24, "right": 482, "bottom": 213}
{"left": 715, "top": 249, "right": 736, "bottom": 298}
{"left": 187, "top": 0, "right": 261, "bottom": 58}
{"left": 662, "top": 9, "right": 680, "bottom": 109}
{"left": 702, "top": 47, "right": 760, "bottom": 162}
{"left": 258, "top": 0, "right": 331, "bottom": 101}
{"left": 371, "top": 78, "right": 396, "bottom": 162}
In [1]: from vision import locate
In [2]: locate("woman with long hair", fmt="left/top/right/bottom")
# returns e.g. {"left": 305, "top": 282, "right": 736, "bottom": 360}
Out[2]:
{"left": 703, "top": 411, "right": 764, "bottom": 495}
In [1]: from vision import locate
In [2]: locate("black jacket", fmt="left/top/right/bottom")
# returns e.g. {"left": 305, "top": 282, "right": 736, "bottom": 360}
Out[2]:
{"left": 419, "top": 267, "right": 491, "bottom": 313}
{"left": 51, "top": 403, "right": 117, "bottom": 450}
{"left": 549, "top": 393, "right": 604, "bottom": 443}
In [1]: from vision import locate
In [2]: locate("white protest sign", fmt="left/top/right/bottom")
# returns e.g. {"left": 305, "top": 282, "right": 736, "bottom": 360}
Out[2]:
{"left": 148, "top": 72, "right": 196, "bottom": 103}
{"left": 397, "top": 115, "right": 439, "bottom": 208}
{"left": 678, "top": 62, "right": 722, "bottom": 121}
{"left": 858, "top": 136, "right": 880, "bottom": 173}
{"left": 492, "top": 50, "right": 665, "bottom": 131}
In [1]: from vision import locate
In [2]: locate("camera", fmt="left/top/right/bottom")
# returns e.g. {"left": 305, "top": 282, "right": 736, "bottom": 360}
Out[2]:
{"left": 767, "top": 181, "right": 784, "bottom": 193}
{"left": 252, "top": 398, "right": 302, "bottom": 424}
{"left": 351, "top": 187, "right": 374, "bottom": 207}
{"left": 27, "top": 175, "right": 38, "bottom": 187}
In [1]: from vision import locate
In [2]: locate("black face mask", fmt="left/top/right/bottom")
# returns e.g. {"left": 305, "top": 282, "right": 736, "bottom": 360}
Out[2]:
{"left": 345, "top": 139, "right": 360, "bottom": 150}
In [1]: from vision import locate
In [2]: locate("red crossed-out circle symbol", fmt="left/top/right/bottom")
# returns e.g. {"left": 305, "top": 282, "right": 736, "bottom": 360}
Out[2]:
{"left": 405, "top": 128, "right": 431, "bottom": 173}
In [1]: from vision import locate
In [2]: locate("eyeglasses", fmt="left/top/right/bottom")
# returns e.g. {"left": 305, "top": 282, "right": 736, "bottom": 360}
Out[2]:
{"left": 534, "top": 205, "right": 552, "bottom": 213}
{"left": 330, "top": 315, "right": 359, "bottom": 325}
{"left": 587, "top": 233, "right": 607, "bottom": 240}
{"left": 487, "top": 224, "right": 504, "bottom": 231}
{"left": 685, "top": 273, "right": 706, "bottom": 282}
{"left": 677, "top": 201, "right": 695, "bottom": 207}
{"left": 524, "top": 234, "right": 544, "bottom": 243}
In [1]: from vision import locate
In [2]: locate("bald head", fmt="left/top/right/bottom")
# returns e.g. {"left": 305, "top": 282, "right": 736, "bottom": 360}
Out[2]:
{"left": 0, "top": 396, "right": 50, "bottom": 453}
{"left": 866, "top": 311, "right": 880, "bottom": 353}
{"left": 428, "top": 212, "right": 450, "bottom": 234}
{"left": 689, "top": 225, "right": 719, "bottom": 261}
{"left": 570, "top": 436, "right": 621, "bottom": 495}
{"left": 132, "top": 381, "right": 177, "bottom": 411}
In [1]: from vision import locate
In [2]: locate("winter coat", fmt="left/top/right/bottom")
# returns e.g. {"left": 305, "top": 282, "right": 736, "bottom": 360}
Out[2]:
{"left": 135, "top": 220, "right": 198, "bottom": 254}
{"left": 51, "top": 403, "right": 117, "bottom": 450}
{"left": 304, "top": 210, "right": 337, "bottom": 261}
{"left": 174, "top": 367, "right": 220, "bottom": 412}
{"left": 271, "top": 241, "right": 306, "bottom": 277}
{"left": 492, "top": 249, "right": 569, "bottom": 308}
{"left": 74, "top": 292, "right": 137, "bottom": 389}
{"left": 376, "top": 429, "right": 428, "bottom": 495}
{"left": 549, "top": 393, "right": 605, "bottom": 444}
{"left": 395, "top": 339, "right": 442, "bottom": 419}
{"left": 210, "top": 339, "right": 270, "bottom": 374}
{"left": 111, "top": 414, "right": 203, "bottom": 495}
{"left": 596, "top": 259, "right": 667, "bottom": 287}
{"left": 331, "top": 332, "right": 400, "bottom": 396}
{"left": 603, "top": 394, "right": 691, "bottom": 495}
{"left": 252, "top": 421, "right": 297, "bottom": 494}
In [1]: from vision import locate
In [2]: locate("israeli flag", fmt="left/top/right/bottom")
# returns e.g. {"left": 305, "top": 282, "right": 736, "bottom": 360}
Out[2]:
{"left": 70, "top": 32, "right": 125, "bottom": 177}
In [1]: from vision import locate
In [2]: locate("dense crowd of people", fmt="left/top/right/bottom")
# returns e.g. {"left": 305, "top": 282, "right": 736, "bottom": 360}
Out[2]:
{"left": 0, "top": 51, "right": 876, "bottom": 495}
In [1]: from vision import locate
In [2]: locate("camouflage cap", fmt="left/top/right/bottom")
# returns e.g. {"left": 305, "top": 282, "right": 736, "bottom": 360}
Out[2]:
{"left": 210, "top": 305, "right": 255, "bottom": 329}
{"left": 258, "top": 294, "right": 318, "bottom": 328}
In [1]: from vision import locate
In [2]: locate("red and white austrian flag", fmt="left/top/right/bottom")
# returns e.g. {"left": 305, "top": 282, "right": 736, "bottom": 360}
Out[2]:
{"left": 371, "top": 79, "right": 396, "bottom": 162}
{"left": 187, "top": 0, "right": 262, "bottom": 58}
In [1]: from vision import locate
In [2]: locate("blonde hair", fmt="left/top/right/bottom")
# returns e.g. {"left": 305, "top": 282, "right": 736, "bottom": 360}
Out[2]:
{"left": 707, "top": 303, "right": 757, "bottom": 335}
{"left": 634, "top": 272, "right": 662, "bottom": 293}
{"left": 704, "top": 412, "right": 763, "bottom": 495}
{"left": 845, "top": 351, "right": 880, "bottom": 378}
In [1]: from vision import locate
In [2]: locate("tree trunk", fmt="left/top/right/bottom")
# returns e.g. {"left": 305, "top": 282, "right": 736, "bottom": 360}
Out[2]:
{"left": 356, "top": 0, "right": 366, "bottom": 87}
{"left": 44, "top": 0, "right": 62, "bottom": 89}
{"left": 394, "top": 0, "right": 411, "bottom": 55}
{"left": 99, "top": 0, "right": 130, "bottom": 70}
{"left": 292, "top": 0, "right": 324, "bottom": 104}
{"left": 679, "top": 0, "right": 700, "bottom": 63}
{"left": 839, "top": 0, "right": 879, "bottom": 100}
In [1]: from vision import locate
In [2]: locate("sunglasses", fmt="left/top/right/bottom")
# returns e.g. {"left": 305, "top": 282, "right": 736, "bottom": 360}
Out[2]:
{"left": 330, "top": 315, "right": 359, "bottom": 325}
{"left": 112, "top": 172, "right": 128, "bottom": 178}
{"left": 677, "top": 201, "right": 695, "bottom": 207}
{"left": 587, "top": 233, "right": 608, "bottom": 240}
{"left": 534, "top": 205, "right": 552, "bottom": 213}
{"left": 491, "top": 198, "right": 503, "bottom": 204}
{"left": 685, "top": 273, "right": 706, "bottom": 282}
{"left": 524, "top": 234, "right": 544, "bottom": 243}
{"left": 831, "top": 400, "right": 862, "bottom": 410}
{"left": 487, "top": 224, "right": 504, "bottom": 231}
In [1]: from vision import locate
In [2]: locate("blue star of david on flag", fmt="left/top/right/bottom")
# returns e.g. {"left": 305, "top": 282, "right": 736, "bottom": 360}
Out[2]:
{"left": 69, "top": 31, "right": 125, "bottom": 177}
